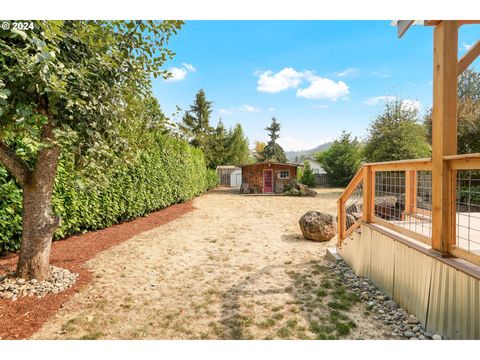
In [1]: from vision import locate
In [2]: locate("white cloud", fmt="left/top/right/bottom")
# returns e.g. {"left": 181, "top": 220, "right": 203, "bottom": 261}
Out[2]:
{"left": 336, "top": 68, "right": 359, "bottom": 78}
{"left": 363, "top": 96, "right": 396, "bottom": 106}
{"left": 217, "top": 104, "right": 261, "bottom": 115}
{"left": 257, "top": 67, "right": 349, "bottom": 101}
{"left": 242, "top": 104, "right": 261, "bottom": 113}
{"left": 269, "top": 107, "right": 275, "bottom": 112}
{"left": 257, "top": 67, "right": 305, "bottom": 93}
{"left": 296, "top": 78, "right": 349, "bottom": 100}
{"left": 165, "top": 67, "right": 188, "bottom": 82}
{"left": 165, "top": 63, "right": 196, "bottom": 82}
{"left": 182, "top": 63, "right": 196, "bottom": 72}
{"left": 218, "top": 108, "right": 232, "bottom": 115}
{"left": 363, "top": 96, "right": 421, "bottom": 111}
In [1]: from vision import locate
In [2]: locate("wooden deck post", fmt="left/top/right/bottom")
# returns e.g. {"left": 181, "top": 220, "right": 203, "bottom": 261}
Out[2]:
{"left": 337, "top": 198, "right": 345, "bottom": 247}
{"left": 362, "top": 166, "right": 373, "bottom": 223}
{"left": 431, "top": 21, "right": 458, "bottom": 255}
{"left": 404, "top": 170, "right": 417, "bottom": 216}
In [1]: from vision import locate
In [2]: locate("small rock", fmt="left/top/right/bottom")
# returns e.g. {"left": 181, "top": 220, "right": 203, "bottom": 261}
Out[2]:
{"left": 384, "top": 300, "right": 398, "bottom": 310}
{"left": 404, "top": 331, "right": 415, "bottom": 338}
{"left": 432, "top": 334, "right": 442, "bottom": 340}
{"left": 407, "top": 315, "right": 419, "bottom": 324}
{"left": 418, "top": 334, "right": 426, "bottom": 340}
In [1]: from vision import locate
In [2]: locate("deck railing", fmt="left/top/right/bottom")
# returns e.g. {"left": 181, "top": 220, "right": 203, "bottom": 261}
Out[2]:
{"left": 337, "top": 154, "right": 480, "bottom": 266}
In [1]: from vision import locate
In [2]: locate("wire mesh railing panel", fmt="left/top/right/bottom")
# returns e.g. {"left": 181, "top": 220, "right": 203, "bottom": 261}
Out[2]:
{"left": 374, "top": 171, "right": 432, "bottom": 240}
{"left": 344, "top": 180, "right": 363, "bottom": 233}
{"left": 417, "top": 171, "right": 432, "bottom": 212}
{"left": 455, "top": 170, "right": 480, "bottom": 255}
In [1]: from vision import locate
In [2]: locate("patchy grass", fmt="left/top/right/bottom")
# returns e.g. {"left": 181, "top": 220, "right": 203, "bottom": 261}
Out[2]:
{"left": 287, "top": 260, "right": 361, "bottom": 339}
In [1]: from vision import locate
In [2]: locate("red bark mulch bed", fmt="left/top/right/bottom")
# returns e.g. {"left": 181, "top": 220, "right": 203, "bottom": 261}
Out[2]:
{"left": 0, "top": 200, "right": 195, "bottom": 340}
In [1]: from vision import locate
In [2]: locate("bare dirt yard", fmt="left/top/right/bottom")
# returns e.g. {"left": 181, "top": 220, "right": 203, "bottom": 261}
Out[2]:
{"left": 32, "top": 187, "right": 397, "bottom": 340}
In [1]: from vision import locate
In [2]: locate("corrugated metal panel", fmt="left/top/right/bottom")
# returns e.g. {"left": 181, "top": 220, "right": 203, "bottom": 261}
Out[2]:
{"left": 427, "top": 261, "right": 460, "bottom": 338}
{"left": 339, "top": 225, "right": 480, "bottom": 339}
{"left": 358, "top": 225, "right": 372, "bottom": 277}
{"left": 427, "top": 261, "right": 480, "bottom": 339}
{"left": 338, "top": 231, "right": 362, "bottom": 274}
{"left": 369, "top": 232, "right": 395, "bottom": 297}
{"left": 393, "top": 241, "right": 432, "bottom": 325}
{"left": 456, "top": 271, "right": 480, "bottom": 339}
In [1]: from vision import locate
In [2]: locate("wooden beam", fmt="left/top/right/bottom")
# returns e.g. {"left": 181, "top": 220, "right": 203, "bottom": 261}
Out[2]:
{"left": 458, "top": 40, "right": 480, "bottom": 75}
{"left": 431, "top": 21, "right": 458, "bottom": 255}
{"left": 458, "top": 20, "right": 480, "bottom": 27}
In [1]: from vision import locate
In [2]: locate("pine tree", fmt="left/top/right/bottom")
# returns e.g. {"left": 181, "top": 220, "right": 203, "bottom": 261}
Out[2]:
{"left": 226, "top": 124, "right": 250, "bottom": 165}
{"left": 208, "top": 119, "right": 228, "bottom": 168}
{"left": 300, "top": 161, "right": 316, "bottom": 187}
{"left": 180, "top": 89, "right": 213, "bottom": 149}
{"left": 263, "top": 117, "right": 287, "bottom": 162}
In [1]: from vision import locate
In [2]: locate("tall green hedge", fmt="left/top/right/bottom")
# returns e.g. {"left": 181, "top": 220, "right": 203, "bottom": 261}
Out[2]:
{"left": 0, "top": 134, "right": 218, "bottom": 255}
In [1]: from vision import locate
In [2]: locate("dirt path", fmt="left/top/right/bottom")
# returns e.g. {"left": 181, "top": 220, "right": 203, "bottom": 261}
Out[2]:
{"left": 32, "top": 187, "right": 396, "bottom": 340}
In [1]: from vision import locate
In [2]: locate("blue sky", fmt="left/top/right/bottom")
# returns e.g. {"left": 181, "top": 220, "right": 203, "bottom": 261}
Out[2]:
{"left": 152, "top": 21, "right": 479, "bottom": 151}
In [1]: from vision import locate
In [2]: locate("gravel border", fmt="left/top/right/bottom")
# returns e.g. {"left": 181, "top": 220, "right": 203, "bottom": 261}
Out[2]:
{"left": 0, "top": 266, "right": 78, "bottom": 301}
{"left": 328, "top": 259, "right": 444, "bottom": 340}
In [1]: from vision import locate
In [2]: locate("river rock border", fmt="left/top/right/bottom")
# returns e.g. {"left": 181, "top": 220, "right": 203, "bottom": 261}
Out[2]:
{"left": 328, "top": 259, "right": 444, "bottom": 340}
{"left": 0, "top": 266, "right": 78, "bottom": 301}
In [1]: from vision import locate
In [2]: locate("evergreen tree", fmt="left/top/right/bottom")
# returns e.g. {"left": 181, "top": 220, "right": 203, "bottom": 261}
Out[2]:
{"left": 263, "top": 117, "right": 287, "bottom": 162}
{"left": 300, "top": 161, "right": 316, "bottom": 187}
{"left": 179, "top": 89, "right": 216, "bottom": 166}
{"left": 180, "top": 89, "right": 213, "bottom": 148}
{"left": 316, "top": 131, "right": 362, "bottom": 186}
{"left": 226, "top": 124, "right": 250, "bottom": 165}
{"left": 208, "top": 119, "right": 228, "bottom": 168}
{"left": 364, "top": 98, "right": 431, "bottom": 162}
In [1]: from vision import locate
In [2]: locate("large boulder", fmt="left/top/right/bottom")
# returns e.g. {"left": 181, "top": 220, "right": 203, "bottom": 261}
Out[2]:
{"left": 299, "top": 211, "right": 337, "bottom": 242}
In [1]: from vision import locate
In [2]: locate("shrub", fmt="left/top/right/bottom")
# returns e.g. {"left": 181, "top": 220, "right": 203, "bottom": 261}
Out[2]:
{"left": 205, "top": 169, "right": 219, "bottom": 190}
{"left": 300, "top": 161, "right": 316, "bottom": 187}
{"left": 0, "top": 133, "right": 213, "bottom": 254}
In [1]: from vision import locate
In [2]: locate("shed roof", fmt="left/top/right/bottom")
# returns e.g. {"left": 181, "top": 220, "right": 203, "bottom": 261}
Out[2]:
{"left": 216, "top": 165, "right": 240, "bottom": 170}
{"left": 238, "top": 161, "right": 299, "bottom": 168}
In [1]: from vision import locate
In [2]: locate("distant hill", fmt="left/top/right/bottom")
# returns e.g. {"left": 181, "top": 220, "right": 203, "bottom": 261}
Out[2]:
{"left": 286, "top": 142, "right": 333, "bottom": 162}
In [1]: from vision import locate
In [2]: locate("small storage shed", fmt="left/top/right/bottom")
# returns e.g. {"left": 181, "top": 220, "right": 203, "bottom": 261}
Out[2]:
{"left": 239, "top": 161, "right": 298, "bottom": 194}
{"left": 216, "top": 165, "right": 241, "bottom": 187}
{"left": 230, "top": 169, "right": 242, "bottom": 188}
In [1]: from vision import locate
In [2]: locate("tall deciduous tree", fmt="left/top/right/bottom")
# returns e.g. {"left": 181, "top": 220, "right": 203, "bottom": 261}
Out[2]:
{"left": 254, "top": 141, "right": 266, "bottom": 162}
{"left": 263, "top": 117, "right": 287, "bottom": 162}
{"left": 363, "top": 98, "right": 431, "bottom": 162}
{"left": 316, "top": 131, "right": 362, "bottom": 186}
{"left": 425, "top": 68, "right": 480, "bottom": 154}
{"left": 0, "top": 20, "right": 183, "bottom": 279}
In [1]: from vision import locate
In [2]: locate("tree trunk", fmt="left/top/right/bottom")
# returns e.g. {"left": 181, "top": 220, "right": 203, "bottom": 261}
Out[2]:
{"left": 16, "top": 118, "right": 61, "bottom": 280}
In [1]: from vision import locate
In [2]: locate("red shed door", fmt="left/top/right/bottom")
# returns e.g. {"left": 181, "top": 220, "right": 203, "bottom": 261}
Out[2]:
{"left": 263, "top": 169, "right": 273, "bottom": 193}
